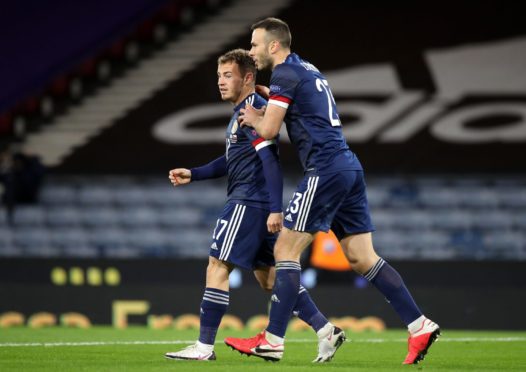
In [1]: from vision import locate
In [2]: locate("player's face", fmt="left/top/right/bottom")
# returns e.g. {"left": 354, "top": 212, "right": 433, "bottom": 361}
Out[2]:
{"left": 250, "top": 28, "right": 273, "bottom": 70}
{"left": 217, "top": 62, "right": 244, "bottom": 103}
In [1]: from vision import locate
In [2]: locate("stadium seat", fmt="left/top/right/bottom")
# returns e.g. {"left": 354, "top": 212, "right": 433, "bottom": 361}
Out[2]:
{"left": 47, "top": 207, "right": 82, "bottom": 227}
{"left": 89, "top": 227, "right": 128, "bottom": 248}
{"left": 49, "top": 227, "right": 90, "bottom": 249}
{"left": 365, "top": 186, "right": 390, "bottom": 208}
{"left": 418, "top": 188, "right": 461, "bottom": 209}
{"left": 471, "top": 211, "right": 514, "bottom": 230}
{"left": 370, "top": 209, "right": 397, "bottom": 230}
{"left": 429, "top": 210, "right": 474, "bottom": 230}
{"left": 12, "top": 205, "right": 46, "bottom": 226}
{"left": 40, "top": 185, "right": 77, "bottom": 205}
{"left": 157, "top": 207, "right": 202, "bottom": 227}
{"left": 113, "top": 188, "right": 149, "bottom": 206}
{"left": 391, "top": 208, "right": 434, "bottom": 230}
{"left": 483, "top": 231, "right": 524, "bottom": 253}
{"left": 119, "top": 207, "right": 158, "bottom": 227}
{"left": 497, "top": 189, "right": 526, "bottom": 208}
{"left": 145, "top": 186, "right": 188, "bottom": 206}
{"left": 455, "top": 188, "right": 499, "bottom": 208}
{"left": 512, "top": 212, "right": 526, "bottom": 229}
{"left": 80, "top": 207, "right": 120, "bottom": 227}
{"left": 78, "top": 187, "right": 114, "bottom": 205}
{"left": 125, "top": 228, "right": 167, "bottom": 257}
{"left": 0, "top": 228, "right": 16, "bottom": 255}
{"left": 62, "top": 245, "right": 99, "bottom": 258}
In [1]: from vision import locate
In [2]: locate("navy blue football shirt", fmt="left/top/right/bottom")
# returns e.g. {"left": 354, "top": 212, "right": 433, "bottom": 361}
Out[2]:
{"left": 268, "top": 53, "right": 362, "bottom": 175}
{"left": 226, "top": 93, "right": 280, "bottom": 210}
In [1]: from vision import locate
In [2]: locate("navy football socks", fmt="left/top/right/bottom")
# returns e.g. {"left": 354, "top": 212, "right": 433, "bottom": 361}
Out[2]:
{"left": 266, "top": 261, "right": 301, "bottom": 337}
{"left": 364, "top": 258, "right": 422, "bottom": 325}
{"left": 198, "top": 287, "right": 229, "bottom": 345}
{"left": 294, "top": 285, "right": 329, "bottom": 332}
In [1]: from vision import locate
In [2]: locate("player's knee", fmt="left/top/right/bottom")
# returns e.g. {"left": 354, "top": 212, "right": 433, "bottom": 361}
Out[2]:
{"left": 274, "top": 243, "right": 299, "bottom": 261}
{"left": 257, "top": 277, "right": 274, "bottom": 292}
{"left": 206, "top": 258, "right": 230, "bottom": 278}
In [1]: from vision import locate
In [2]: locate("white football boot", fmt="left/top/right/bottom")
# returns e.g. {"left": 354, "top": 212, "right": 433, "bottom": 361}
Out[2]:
{"left": 165, "top": 342, "right": 216, "bottom": 361}
{"left": 312, "top": 325, "right": 347, "bottom": 363}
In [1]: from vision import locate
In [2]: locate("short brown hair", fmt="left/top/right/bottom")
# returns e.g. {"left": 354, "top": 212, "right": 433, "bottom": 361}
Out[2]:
{"left": 217, "top": 49, "right": 256, "bottom": 77}
{"left": 251, "top": 17, "right": 291, "bottom": 48}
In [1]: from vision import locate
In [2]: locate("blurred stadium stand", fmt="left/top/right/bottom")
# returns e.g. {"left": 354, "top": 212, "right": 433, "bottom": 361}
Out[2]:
{"left": 1, "top": 175, "right": 525, "bottom": 261}
{"left": 0, "top": 0, "right": 525, "bottom": 264}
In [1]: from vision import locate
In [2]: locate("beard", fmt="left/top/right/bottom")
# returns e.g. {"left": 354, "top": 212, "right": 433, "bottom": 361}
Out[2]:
{"left": 257, "top": 54, "right": 273, "bottom": 70}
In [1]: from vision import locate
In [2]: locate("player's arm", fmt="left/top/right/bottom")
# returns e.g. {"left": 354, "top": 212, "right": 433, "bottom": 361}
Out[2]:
{"left": 239, "top": 103, "right": 286, "bottom": 140}
{"left": 168, "top": 155, "right": 227, "bottom": 187}
{"left": 251, "top": 136, "right": 283, "bottom": 233}
{"left": 241, "top": 66, "right": 295, "bottom": 139}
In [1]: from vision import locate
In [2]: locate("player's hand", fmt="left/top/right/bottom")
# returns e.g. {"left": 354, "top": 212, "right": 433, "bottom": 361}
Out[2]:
{"left": 255, "top": 85, "right": 270, "bottom": 99}
{"left": 168, "top": 168, "right": 191, "bottom": 186}
{"left": 267, "top": 212, "right": 283, "bottom": 234}
{"left": 239, "top": 103, "right": 264, "bottom": 128}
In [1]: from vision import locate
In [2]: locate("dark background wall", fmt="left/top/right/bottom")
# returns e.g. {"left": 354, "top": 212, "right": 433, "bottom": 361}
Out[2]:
{"left": 1, "top": 259, "right": 524, "bottom": 329}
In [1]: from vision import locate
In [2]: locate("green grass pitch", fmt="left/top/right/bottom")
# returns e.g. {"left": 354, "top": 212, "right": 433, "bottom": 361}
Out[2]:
{"left": 1, "top": 327, "right": 525, "bottom": 371}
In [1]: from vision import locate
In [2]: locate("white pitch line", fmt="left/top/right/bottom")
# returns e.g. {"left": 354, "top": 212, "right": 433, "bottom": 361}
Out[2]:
{"left": 0, "top": 337, "right": 525, "bottom": 348}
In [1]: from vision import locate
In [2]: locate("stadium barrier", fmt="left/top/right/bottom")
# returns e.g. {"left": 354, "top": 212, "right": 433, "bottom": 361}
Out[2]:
{"left": 0, "top": 258, "right": 524, "bottom": 330}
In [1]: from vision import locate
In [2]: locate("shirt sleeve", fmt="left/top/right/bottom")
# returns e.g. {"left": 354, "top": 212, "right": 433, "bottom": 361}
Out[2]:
{"left": 268, "top": 64, "right": 300, "bottom": 110}
{"left": 255, "top": 145, "right": 283, "bottom": 213}
{"left": 190, "top": 155, "right": 227, "bottom": 181}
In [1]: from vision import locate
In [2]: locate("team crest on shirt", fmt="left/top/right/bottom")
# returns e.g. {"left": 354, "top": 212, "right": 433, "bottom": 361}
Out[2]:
{"left": 231, "top": 121, "right": 238, "bottom": 134}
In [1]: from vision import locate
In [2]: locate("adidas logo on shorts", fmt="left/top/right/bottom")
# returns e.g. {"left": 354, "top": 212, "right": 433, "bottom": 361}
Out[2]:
{"left": 211, "top": 242, "right": 218, "bottom": 250}
{"left": 285, "top": 213, "right": 293, "bottom": 222}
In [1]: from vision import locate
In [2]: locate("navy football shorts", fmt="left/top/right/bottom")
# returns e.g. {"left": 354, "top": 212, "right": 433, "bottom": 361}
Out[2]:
{"left": 283, "top": 170, "right": 375, "bottom": 239}
{"left": 209, "top": 201, "right": 276, "bottom": 270}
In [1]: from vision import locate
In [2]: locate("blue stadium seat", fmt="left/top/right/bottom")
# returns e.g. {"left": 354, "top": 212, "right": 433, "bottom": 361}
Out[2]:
{"left": 448, "top": 230, "right": 485, "bottom": 259}
{"left": 0, "top": 228, "right": 17, "bottom": 256}
{"left": 370, "top": 209, "right": 396, "bottom": 230}
{"left": 497, "top": 188, "right": 526, "bottom": 208}
{"left": 89, "top": 227, "right": 128, "bottom": 249}
{"left": 418, "top": 188, "right": 460, "bottom": 208}
{"left": 429, "top": 210, "right": 474, "bottom": 230}
{"left": 12, "top": 205, "right": 46, "bottom": 226}
{"left": 40, "top": 185, "right": 77, "bottom": 205}
{"left": 78, "top": 187, "right": 114, "bottom": 205}
{"left": 49, "top": 227, "right": 90, "bottom": 249}
{"left": 455, "top": 188, "right": 499, "bottom": 208}
{"left": 62, "top": 245, "right": 99, "bottom": 258}
{"left": 125, "top": 228, "right": 167, "bottom": 256}
{"left": 0, "top": 209, "right": 8, "bottom": 226}
{"left": 372, "top": 229, "right": 413, "bottom": 258}
{"left": 119, "top": 207, "right": 158, "bottom": 227}
{"left": 391, "top": 208, "right": 434, "bottom": 230}
{"left": 47, "top": 207, "right": 82, "bottom": 227}
{"left": 145, "top": 186, "right": 187, "bottom": 206}
{"left": 22, "top": 245, "right": 63, "bottom": 257}
{"left": 483, "top": 231, "right": 524, "bottom": 251}
{"left": 366, "top": 186, "right": 390, "bottom": 208}
{"left": 512, "top": 212, "right": 526, "bottom": 229}
{"left": 13, "top": 227, "right": 52, "bottom": 248}
{"left": 386, "top": 184, "right": 419, "bottom": 208}
{"left": 80, "top": 207, "right": 120, "bottom": 227}
{"left": 113, "top": 188, "right": 148, "bottom": 206}
{"left": 471, "top": 211, "right": 514, "bottom": 230}
{"left": 167, "top": 230, "right": 212, "bottom": 257}
{"left": 157, "top": 207, "right": 202, "bottom": 227}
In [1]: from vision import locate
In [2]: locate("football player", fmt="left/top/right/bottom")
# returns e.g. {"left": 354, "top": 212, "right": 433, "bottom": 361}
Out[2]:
{"left": 225, "top": 18, "right": 440, "bottom": 365}
{"left": 164, "top": 49, "right": 345, "bottom": 362}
